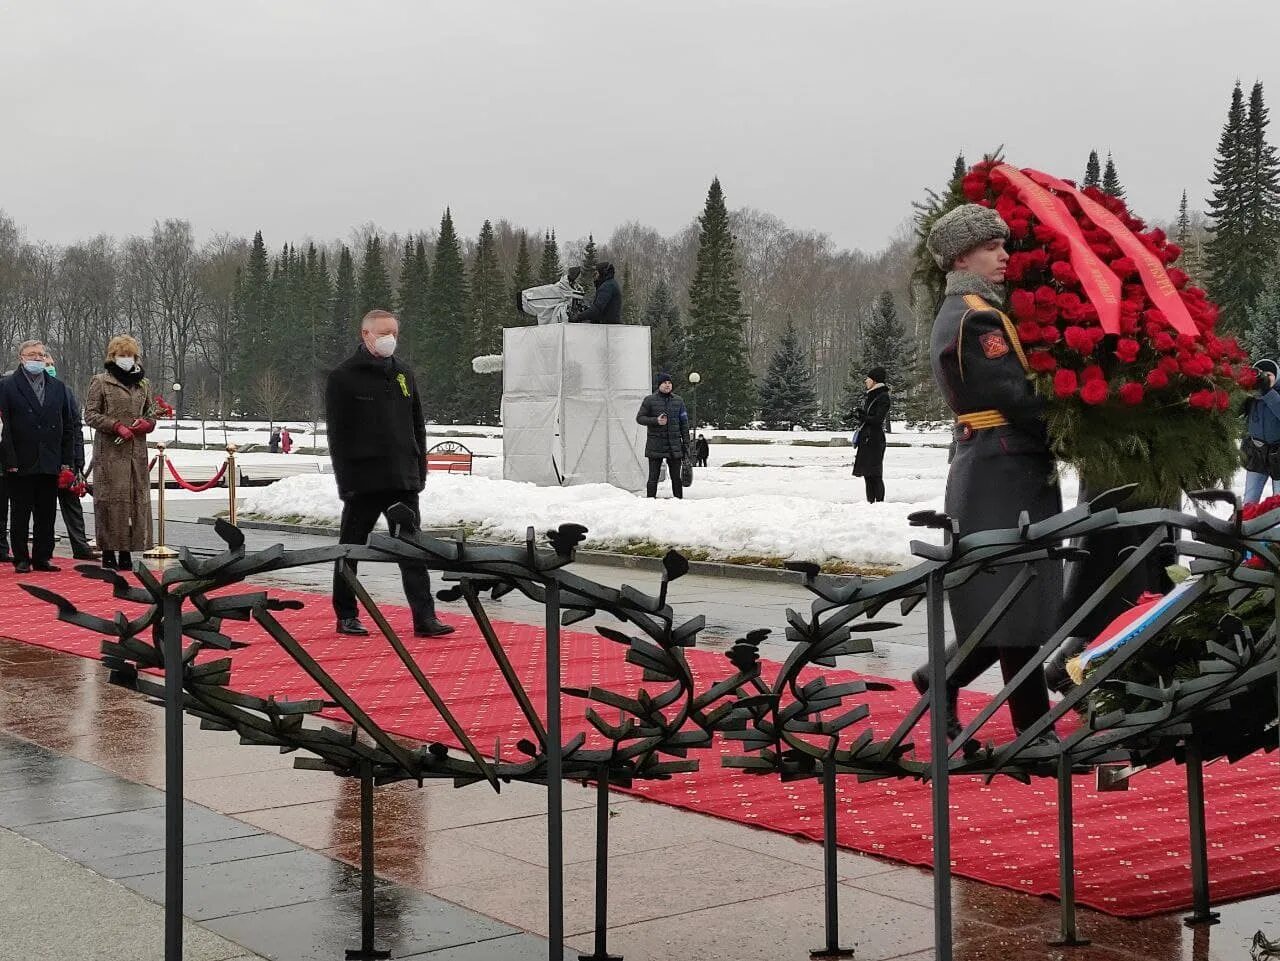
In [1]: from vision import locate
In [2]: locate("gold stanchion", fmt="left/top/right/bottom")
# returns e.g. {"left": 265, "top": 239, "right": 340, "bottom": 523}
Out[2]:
{"left": 226, "top": 444, "right": 238, "bottom": 526}
{"left": 144, "top": 443, "right": 179, "bottom": 559}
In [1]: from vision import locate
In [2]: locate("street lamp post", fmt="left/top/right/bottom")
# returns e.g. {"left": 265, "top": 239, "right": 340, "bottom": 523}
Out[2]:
{"left": 172, "top": 382, "right": 182, "bottom": 444}
{"left": 688, "top": 371, "right": 701, "bottom": 445}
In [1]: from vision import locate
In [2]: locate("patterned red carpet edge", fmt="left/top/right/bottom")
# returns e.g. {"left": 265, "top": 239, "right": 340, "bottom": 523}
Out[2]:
{"left": 1, "top": 566, "right": 1277, "bottom": 918}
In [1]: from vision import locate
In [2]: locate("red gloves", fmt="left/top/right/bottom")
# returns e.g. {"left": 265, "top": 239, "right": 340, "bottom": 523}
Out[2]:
{"left": 114, "top": 423, "right": 135, "bottom": 440}
{"left": 133, "top": 418, "right": 156, "bottom": 434}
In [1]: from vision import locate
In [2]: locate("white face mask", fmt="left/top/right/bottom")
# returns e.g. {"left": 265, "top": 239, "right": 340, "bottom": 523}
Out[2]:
{"left": 115, "top": 356, "right": 136, "bottom": 372}
{"left": 371, "top": 334, "right": 397, "bottom": 358}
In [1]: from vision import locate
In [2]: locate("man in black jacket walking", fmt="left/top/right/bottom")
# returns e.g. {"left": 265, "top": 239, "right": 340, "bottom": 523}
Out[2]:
{"left": 325, "top": 309, "right": 454, "bottom": 638}
{"left": 45, "top": 355, "right": 96, "bottom": 560}
{"left": 574, "top": 261, "right": 622, "bottom": 324}
{"left": 636, "top": 372, "right": 690, "bottom": 498}
{"left": 0, "top": 340, "right": 76, "bottom": 572}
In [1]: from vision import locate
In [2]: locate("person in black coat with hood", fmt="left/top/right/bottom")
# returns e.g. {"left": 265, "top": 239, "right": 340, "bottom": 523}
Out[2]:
{"left": 636, "top": 372, "right": 690, "bottom": 498}
{"left": 325, "top": 309, "right": 454, "bottom": 639}
{"left": 851, "top": 365, "right": 890, "bottom": 503}
{"left": 574, "top": 261, "right": 622, "bottom": 325}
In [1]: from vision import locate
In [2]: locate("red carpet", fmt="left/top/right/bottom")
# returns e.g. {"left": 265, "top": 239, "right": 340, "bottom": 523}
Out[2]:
{"left": 2, "top": 565, "right": 1278, "bottom": 918}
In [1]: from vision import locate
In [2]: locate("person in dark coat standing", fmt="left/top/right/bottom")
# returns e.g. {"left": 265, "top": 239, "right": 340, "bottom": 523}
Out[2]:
{"left": 909, "top": 204, "right": 1061, "bottom": 747}
{"left": 574, "top": 261, "right": 622, "bottom": 325}
{"left": 268, "top": 428, "right": 280, "bottom": 454}
{"left": 851, "top": 366, "right": 890, "bottom": 503}
{"left": 636, "top": 372, "right": 690, "bottom": 498}
{"left": 44, "top": 355, "right": 96, "bottom": 560}
{"left": 326, "top": 309, "right": 454, "bottom": 638}
{"left": 694, "top": 434, "right": 710, "bottom": 468}
{"left": 0, "top": 370, "right": 9, "bottom": 562}
{"left": 0, "top": 340, "right": 77, "bottom": 572}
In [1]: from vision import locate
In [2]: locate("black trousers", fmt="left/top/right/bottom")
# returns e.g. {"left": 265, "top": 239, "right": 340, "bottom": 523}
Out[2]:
{"left": 58, "top": 488, "right": 91, "bottom": 556}
{"left": 645, "top": 457, "right": 683, "bottom": 499}
{"left": 0, "top": 472, "right": 8, "bottom": 555}
{"left": 940, "top": 642, "right": 1050, "bottom": 733}
{"left": 8, "top": 474, "right": 58, "bottom": 565}
{"left": 863, "top": 475, "right": 885, "bottom": 503}
{"left": 331, "top": 490, "right": 436, "bottom": 625}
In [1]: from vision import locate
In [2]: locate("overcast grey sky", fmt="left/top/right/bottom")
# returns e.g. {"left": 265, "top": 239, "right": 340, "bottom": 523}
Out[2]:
{"left": 3, "top": 0, "right": 1278, "bottom": 253}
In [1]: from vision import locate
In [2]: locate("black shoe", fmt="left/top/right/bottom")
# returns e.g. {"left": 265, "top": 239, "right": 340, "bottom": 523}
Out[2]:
{"left": 336, "top": 618, "right": 370, "bottom": 636}
{"left": 72, "top": 549, "right": 99, "bottom": 561}
{"left": 414, "top": 617, "right": 456, "bottom": 638}
{"left": 117, "top": 552, "right": 132, "bottom": 570}
{"left": 911, "top": 662, "right": 979, "bottom": 758}
{"left": 0, "top": 552, "right": 9, "bottom": 564}
{"left": 32, "top": 562, "right": 61, "bottom": 573}
{"left": 101, "top": 551, "right": 118, "bottom": 570}
{"left": 14, "top": 561, "right": 32, "bottom": 573}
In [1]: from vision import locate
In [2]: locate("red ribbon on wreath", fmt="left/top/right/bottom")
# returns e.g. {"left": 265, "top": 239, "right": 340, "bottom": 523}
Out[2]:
{"left": 1023, "top": 169, "right": 1199, "bottom": 338}
{"left": 991, "top": 164, "right": 1123, "bottom": 335}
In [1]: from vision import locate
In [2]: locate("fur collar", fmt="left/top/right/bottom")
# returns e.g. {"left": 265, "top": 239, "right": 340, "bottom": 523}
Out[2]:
{"left": 944, "top": 271, "right": 1006, "bottom": 307}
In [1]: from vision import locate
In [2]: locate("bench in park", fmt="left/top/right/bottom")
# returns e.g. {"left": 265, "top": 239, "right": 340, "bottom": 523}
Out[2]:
{"left": 425, "top": 441, "right": 473, "bottom": 475}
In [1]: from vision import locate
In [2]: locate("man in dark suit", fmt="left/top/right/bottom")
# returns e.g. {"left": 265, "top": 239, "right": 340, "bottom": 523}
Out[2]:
{"left": 325, "top": 309, "right": 454, "bottom": 638}
{"left": 0, "top": 340, "right": 77, "bottom": 572}
{"left": 44, "top": 354, "right": 96, "bottom": 560}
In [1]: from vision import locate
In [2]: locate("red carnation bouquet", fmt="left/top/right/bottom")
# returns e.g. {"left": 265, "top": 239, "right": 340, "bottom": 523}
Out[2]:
{"left": 930, "top": 160, "right": 1248, "bottom": 504}
{"left": 153, "top": 395, "right": 175, "bottom": 419}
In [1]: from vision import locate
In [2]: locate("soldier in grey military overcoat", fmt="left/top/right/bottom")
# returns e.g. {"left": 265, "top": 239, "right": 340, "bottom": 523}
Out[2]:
{"left": 910, "top": 204, "right": 1061, "bottom": 745}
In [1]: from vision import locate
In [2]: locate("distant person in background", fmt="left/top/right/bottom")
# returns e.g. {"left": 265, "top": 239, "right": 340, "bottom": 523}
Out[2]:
{"left": 851, "top": 365, "right": 890, "bottom": 503}
{"left": 694, "top": 433, "right": 710, "bottom": 468}
{"left": 636, "top": 372, "right": 690, "bottom": 498}
{"left": 1242, "top": 358, "right": 1280, "bottom": 504}
{"left": 280, "top": 427, "right": 293, "bottom": 454}
{"left": 83, "top": 335, "right": 157, "bottom": 571}
{"left": 573, "top": 261, "right": 622, "bottom": 324}
{"left": 268, "top": 427, "right": 281, "bottom": 454}
{"left": 0, "top": 340, "right": 77, "bottom": 572}
{"left": 0, "top": 369, "right": 10, "bottom": 562}
{"left": 44, "top": 354, "right": 96, "bottom": 560}
{"left": 326, "top": 308, "right": 454, "bottom": 638}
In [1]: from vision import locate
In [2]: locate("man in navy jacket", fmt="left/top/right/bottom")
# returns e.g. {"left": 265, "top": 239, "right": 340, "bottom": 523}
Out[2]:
{"left": 0, "top": 341, "right": 76, "bottom": 572}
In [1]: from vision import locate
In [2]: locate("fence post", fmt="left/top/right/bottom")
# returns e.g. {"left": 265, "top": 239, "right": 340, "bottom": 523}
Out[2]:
{"left": 144, "top": 443, "right": 178, "bottom": 559}
{"left": 226, "top": 445, "right": 238, "bottom": 526}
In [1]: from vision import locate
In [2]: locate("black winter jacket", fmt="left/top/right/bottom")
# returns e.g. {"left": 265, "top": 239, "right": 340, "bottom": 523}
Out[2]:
{"left": 576, "top": 264, "right": 622, "bottom": 325}
{"left": 325, "top": 346, "right": 427, "bottom": 498}
{"left": 636, "top": 390, "right": 690, "bottom": 459}
{"left": 852, "top": 384, "right": 890, "bottom": 478}
{"left": 0, "top": 368, "right": 77, "bottom": 476}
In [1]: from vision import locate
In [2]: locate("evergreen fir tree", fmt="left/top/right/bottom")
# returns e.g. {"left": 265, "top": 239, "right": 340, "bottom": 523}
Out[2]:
{"left": 510, "top": 232, "right": 535, "bottom": 324}
{"left": 356, "top": 234, "right": 392, "bottom": 315}
{"left": 395, "top": 239, "right": 430, "bottom": 367}
{"left": 1206, "top": 81, "right": 1280, "bottom": 331}
{"left": 329, "top": 245, "right": 358, "bottom": 368}
{"left": 579, "top": 234, "right": 597, "bottom": 303}
{"left": 685, "top": 178, "right": 756, "bottom": 426}
{"left": 619, "top": 265, "right": 640, "bottom": 325}
{"left": 538, "top": 230, "right": 562, "bottom": 284}
{"left": 1243, "top": 274, "right": 1280, "bottom": 361}
{"left": 1176, "top": 190, "right": 1192, "bottom": 245}
{"left": 423, "top": 208, "right": 470, "bottom": 422}
{"left": 467, "top": 219, "right": 506, "bottom": 424}
{"left": 845, "top": 292, "right": 914, "bottom": 423}
{"left": 233, "top": 230, "right": 272, "bottom": 413}
{"left": 1101, "top": 152, "right": 1125, "bottom": 198}
{"left": 643, "top": 280, "right": 684, "bottom": 377}
{"left": 756, "top": 320, "right": 819, "bottom": 429}
{"left": 951, "top": 153, "right": 967, "bottom": 184}
{"left": 1083, "top": 150, "right": 1102, "bottom": 189}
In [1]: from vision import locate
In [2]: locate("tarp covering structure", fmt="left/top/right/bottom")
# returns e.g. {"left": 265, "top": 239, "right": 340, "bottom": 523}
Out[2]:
{"left": 502, "top": 324, "right": 650, "bottom": 492}
{"left": 519, "top": 276, "right": 583, "bottom": 325}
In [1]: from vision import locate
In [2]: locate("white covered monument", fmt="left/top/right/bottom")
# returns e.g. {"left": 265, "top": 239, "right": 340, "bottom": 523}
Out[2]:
{"left": 501, "top": 324, "right": 650, "bottom": 493}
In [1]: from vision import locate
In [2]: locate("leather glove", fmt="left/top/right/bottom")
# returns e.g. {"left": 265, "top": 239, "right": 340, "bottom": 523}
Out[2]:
{"left": 114, "top": 423, "right": 135, "bottom": 440}
{"left": 133, "top": 418, "right": 156, "bottom": 434}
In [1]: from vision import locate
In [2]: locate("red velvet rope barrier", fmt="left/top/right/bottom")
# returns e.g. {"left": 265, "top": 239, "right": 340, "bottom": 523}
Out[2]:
{"left": 165, "top": 458, "right": 228, "bottom": 492}
{"left": 148, "top": 456, "right": 157, "bottom": 472}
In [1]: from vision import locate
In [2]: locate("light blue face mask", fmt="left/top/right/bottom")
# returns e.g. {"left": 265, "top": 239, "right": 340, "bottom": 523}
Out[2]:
{"left": 22, "top": 359, "right": 46, "bottom": 375}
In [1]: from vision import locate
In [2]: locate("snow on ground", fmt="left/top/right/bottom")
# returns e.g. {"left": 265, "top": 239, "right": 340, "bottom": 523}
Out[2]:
{"left": 239, "top": 429, "right": 1092, "bottom": 569}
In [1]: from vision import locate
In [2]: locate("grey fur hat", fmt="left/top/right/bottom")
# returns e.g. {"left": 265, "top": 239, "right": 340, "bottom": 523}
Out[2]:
{"left": 927, "top": 204, "right": 1010, "bottom": 269}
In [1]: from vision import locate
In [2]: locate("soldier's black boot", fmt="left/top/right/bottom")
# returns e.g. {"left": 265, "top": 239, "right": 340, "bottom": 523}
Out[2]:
{"left": 911, "top": 650, "right": 979, "bottom": 758}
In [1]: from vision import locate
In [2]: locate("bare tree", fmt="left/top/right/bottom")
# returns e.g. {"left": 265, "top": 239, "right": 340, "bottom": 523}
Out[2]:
{"left": 144, "top": 220, "right": 205, "bottom": 415}
{"left": 195, "top": 233, "right": 248, "bottom": 417}
{"left": 252, "top": 367, "right": 289, "bottom": 431}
